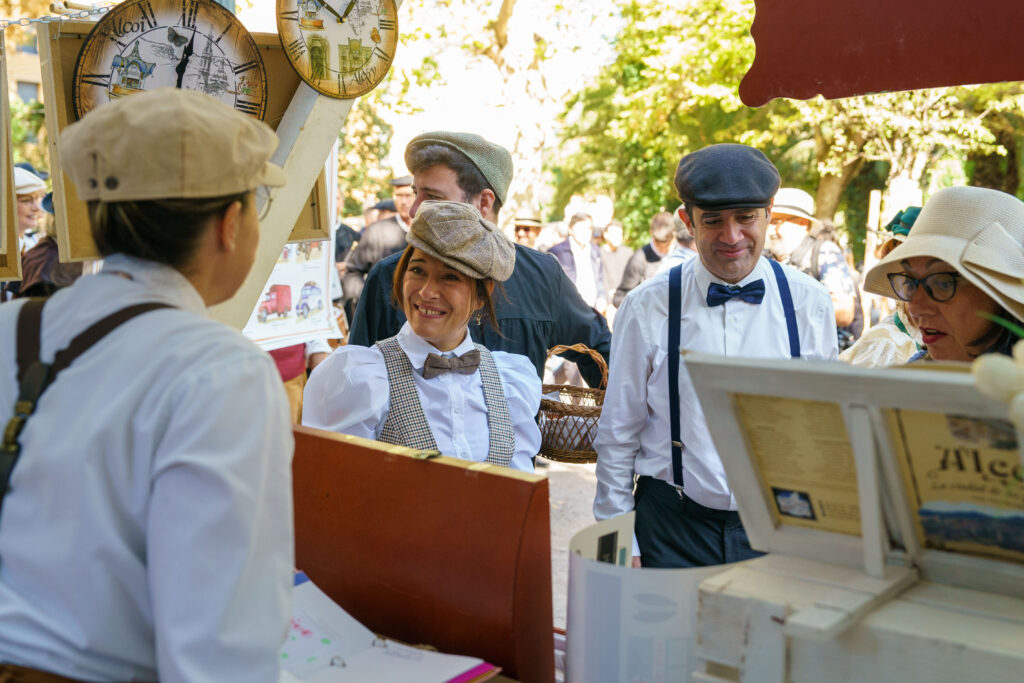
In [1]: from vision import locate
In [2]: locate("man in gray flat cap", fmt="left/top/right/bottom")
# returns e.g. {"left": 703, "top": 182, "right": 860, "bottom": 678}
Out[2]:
{"left": 348, "top": 131, "right": 611, "bottom": 388}
{"left": 594, "top": 143, "right": 839, "bottom": 568}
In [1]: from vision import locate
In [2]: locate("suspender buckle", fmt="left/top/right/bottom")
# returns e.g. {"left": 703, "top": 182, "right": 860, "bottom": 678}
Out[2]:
{"left": 2, "top": 415, "right": 27, "bottom": 454}
{"left": 671, "top": 441, "right": 684, "bottom": 448}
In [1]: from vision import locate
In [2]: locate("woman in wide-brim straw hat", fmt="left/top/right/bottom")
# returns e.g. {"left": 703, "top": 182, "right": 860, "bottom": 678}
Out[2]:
{"left": 863, "top": 186, "right": 1024, "bottom": 362}
{"left": 304, "top": 200, "right": 541, "bottom": 472}
{"left": 0, "top": 88, "right": 293, "bottom": 680}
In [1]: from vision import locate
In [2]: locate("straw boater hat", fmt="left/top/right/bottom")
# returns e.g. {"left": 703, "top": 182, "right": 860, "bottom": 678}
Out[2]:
{"left": 863, "top": 186, "right": 1024, "bottom": 321}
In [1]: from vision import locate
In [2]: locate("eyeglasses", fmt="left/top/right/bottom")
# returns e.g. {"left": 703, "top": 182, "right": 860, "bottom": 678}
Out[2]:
{"left": 887, "top": 271, "right": 962, "bottom": 302}
{"left": 253, "top": 186, "right": 273, "bottom": 221}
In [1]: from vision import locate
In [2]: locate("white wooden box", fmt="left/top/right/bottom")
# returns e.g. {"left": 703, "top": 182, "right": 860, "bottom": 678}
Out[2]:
{"left": 685, "top": 354, "right": 1024, "bottom": 683}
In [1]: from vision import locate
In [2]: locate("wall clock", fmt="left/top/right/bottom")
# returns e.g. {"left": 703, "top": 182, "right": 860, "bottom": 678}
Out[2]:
{"left": 276, "top": 0, "right": 398, "bottom": 99}
{"left": 72, "top": 0, "right": 268, "bottom": 120}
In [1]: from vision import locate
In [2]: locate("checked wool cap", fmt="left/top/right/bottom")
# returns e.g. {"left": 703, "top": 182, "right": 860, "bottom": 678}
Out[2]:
{"left": 405, "top": 131, "right": 514, "bottom": 205}
{"left": 407, "top": 201, "right": 515, "bottom": 282}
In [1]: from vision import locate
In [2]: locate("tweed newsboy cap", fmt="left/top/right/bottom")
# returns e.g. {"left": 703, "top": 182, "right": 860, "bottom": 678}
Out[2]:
{"left": 405, "top": 131, "right": 513, "bottom": 205}
{"left": 674, "top": 143, "right": 781, "bottom": 210}
{"left": 61, "top": 88, "right": 286, "bottom": 202}
{"left": 407, "top": 201, "right": 515, "bottom": 282}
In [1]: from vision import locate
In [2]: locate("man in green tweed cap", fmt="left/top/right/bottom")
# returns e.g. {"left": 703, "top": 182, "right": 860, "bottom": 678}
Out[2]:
{"left": 348, "top": 131, "right": 612, "bottom": 389}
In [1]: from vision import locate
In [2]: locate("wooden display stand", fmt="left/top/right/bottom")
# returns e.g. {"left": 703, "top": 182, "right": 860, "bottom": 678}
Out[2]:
{"left": 684, "top": 354, "right": 1024, "bottom": 682}
{"left": 292, "top": 426, "right": 556, "bottom": 683}
{"left": 35, "top": 22, "right": 331, "bottom": 265}
{"left": 1, "top": 31, "right": 20, "bottom": 280}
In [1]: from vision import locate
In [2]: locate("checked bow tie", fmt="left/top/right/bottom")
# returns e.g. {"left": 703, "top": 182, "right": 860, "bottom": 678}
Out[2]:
{"left": 706, "top": 280, "right": 766, "bottom": 307}
{"left": 423, "top": 350, "right": 481, "bottom": 379}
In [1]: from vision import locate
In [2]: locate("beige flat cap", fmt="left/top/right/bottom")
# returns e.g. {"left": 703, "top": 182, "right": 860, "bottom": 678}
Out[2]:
{"left": 407, "top": 201, "right": 515, "bottom": 281}
{"left": 61, "top": 88, "right": 286, "bottom": 202}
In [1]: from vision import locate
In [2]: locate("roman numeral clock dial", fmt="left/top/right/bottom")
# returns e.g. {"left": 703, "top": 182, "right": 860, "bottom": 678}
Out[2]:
{"left": 276, "top": 0, "right": 398, "bottom": 99}
{"left": 72, "top": 0, "right": 268, "bottom": 120}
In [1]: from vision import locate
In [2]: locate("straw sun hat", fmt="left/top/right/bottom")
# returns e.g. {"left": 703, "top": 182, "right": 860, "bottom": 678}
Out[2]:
{"left": 863, "top": 186, "right": 1024, "bottom": 321}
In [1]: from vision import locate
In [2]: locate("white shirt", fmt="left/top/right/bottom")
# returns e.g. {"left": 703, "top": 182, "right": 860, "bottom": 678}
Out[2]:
{"left": 303, "top": 323, "right": 540, "bottom": 472}
{"left": 0, "top": 254, "right": 294, "bottom": 682}
{"left": 594, "top": 257, "right": 837, "bottom": 522}
{"left": 569, "top": 240, "right": 599, "bottom": 307}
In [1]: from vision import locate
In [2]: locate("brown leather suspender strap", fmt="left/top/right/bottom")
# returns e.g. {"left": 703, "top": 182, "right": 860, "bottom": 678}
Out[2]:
{"left": 1, "top": 298, "right": 174, "bottom": 509}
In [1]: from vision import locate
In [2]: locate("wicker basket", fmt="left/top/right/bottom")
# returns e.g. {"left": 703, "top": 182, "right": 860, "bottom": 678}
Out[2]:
{"left": 537, "top": 344, "right": 608, "bottom": 464}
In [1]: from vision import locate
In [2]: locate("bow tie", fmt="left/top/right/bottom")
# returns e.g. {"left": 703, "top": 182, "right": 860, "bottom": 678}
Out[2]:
{"left": 423, "top": 350, "right": 481, "bottom": 379}
{"left": 706, "top": 280, "right": 766, "bottom": 307}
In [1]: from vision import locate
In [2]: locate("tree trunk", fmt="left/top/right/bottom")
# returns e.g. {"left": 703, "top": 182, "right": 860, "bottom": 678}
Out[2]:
{"left": 814, "top": 157, "right": 866, "bottom": 220}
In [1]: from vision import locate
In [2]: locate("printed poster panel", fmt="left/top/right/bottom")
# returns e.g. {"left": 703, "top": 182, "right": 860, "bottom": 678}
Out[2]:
{"left": 242, "top": 240, "right": 341, "bottom": 351}
{"left": 733, "top": 394, "right": 861, "bottom": 536}
{"left": 887, "top": 409, "right": 1024, "bottom": 565}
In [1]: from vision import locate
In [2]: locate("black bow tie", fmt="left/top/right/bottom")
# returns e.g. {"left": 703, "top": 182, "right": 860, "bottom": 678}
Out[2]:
{"left": 423, "top": 350, "right": 481, "bottom": 379}
{"left": 706, "top": 280, "right": 766, "bottom": 307}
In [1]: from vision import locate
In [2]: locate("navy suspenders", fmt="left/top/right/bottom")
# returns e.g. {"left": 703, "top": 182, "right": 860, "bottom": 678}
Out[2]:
{"left": 667, "top": 259, "right": 799, "bottom": 487}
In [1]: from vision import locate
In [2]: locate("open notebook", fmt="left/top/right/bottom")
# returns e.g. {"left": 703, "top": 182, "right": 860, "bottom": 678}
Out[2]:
{"left": 279, "top": 572, "right": 499, "bottom": 683}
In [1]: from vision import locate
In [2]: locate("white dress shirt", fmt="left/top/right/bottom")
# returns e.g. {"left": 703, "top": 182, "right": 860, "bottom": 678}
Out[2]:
{"left": 303, "top": 323, "right": 541, "bottom": 472}
{"left": 0, "top": 254, "right": 294, "bottom": 682}
{"left": 569, "top": 240, "right": 600, "bottom": 307}
{"left": 657, "top": 244, "right": 697, "bottom": 272}
{"left": 594, "top": 256, "right": 837, "bottom": 523}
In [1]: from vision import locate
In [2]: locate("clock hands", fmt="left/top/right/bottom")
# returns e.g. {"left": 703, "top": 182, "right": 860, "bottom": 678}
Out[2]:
{"left": 175, "top": 30, "right": 196, "bottom": 89}
{"left": 340, "top": 0, "right": 357, "bottom": 22}
{"left": 314, "top": 0, "right": 346, "bottom": 24}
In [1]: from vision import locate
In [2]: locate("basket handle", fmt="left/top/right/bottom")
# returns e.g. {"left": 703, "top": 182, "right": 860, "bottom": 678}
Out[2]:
{"left": 545, "top": 343, "right": 608, "bottom": 389}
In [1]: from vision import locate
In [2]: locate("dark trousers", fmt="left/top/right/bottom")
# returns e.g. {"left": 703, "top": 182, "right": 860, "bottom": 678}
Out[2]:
{"left": 634, "top": 475, "right": 764, "bottom": 568}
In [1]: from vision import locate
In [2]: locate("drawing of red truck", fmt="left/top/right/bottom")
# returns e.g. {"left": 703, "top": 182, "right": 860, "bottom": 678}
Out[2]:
{"left": 258, "top": 284, "right": 291, "bottom": 323}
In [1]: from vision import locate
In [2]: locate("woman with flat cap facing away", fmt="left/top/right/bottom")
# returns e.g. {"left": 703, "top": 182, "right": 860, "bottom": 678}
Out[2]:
{"left": 863, "top": 186, "right": 1024, "bottom": 362}
{"left": 304, "top": 200, "right": 541, "bottom": 472}
{"left": 0, "top": 88, "right": 293, "bottom": 681}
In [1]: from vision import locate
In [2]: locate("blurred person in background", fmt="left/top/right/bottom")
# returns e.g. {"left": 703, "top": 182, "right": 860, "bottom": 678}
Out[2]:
{"left": 613, "top": 211, "right": 677, "bottom": 307}
{"left": 513, "top": 215, "right": 542, "bottom": 248}
{"left": 769, "top": 188, "right": 862, "bottom": 348}
{"left": 599, "top": 220, "right": 633, "bottom": 302}
{"left": 16, "top": 193, "right": 83, "bottom": 299}
{"left": 342, "top": 176, "right": 414, "bottom": 321}
{"left": 840, "top": 207, "right": 922, "bottom": 367}
{"left": 550, "top": 212, "right": 607, "bottom": 313}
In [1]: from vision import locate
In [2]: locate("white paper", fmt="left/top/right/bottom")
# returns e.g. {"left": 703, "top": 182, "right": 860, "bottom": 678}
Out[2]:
{"left": 566, "top": 516, "right": 733, "bottom": 683}
{"left": 280, "top": 578, "right": 489, "bottom": 683}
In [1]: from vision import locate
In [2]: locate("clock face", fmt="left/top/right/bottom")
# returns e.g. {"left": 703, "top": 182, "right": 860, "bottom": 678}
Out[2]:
{"left": 73, "top": 0, "right": 268, "bottom": 120}
{"left": 276, "top": 0, "right": 398, "bottom": 99}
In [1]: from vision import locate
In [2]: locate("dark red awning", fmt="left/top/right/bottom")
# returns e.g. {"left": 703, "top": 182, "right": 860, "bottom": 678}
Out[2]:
{"left": 741, "top": 0, "right": 1024, "bottom": 106}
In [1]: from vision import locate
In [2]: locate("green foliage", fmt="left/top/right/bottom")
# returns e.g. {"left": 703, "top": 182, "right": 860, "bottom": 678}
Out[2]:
{"left": 9, "top": 96, "right": 47, "bottom": 173}
{"left": 556, "top": 0, "right": 1024, "bottom": 250}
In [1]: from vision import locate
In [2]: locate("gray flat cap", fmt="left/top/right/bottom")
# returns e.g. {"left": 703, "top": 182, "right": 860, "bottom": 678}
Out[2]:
{"left": 405, "top": 131, "right": 513, "bottom": 205}
{"left": 407, "top": 201, "right": 515, "bottom": 282}
{"left": 674, "top": 143, "right": 781, "bottom": 210}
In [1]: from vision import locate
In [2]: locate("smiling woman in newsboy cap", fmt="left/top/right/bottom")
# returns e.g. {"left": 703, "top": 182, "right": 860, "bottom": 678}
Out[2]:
{"left": 304, "top": 200, "right": 541, "bottom": 472}
{"left": 863, "top": 186, "right": 1024, "bottom": 362}
{"left": 0, "top": 88, "right": 294, "bottom": 680}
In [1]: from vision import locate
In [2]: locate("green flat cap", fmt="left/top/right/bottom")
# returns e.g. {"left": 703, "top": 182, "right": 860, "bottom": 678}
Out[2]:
{"left": 405, "top": 131, "right": 513, "bottom": 205}
{"left": 407, "top": 201, "right": 515, "bottom": 281}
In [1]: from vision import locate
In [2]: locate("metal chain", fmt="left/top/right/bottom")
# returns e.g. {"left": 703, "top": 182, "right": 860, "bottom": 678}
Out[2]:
{"left": 0, "top": 3, "right": 116, "bottom": 30}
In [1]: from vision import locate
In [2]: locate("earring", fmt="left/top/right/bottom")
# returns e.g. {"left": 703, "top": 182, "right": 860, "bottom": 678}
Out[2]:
{"left": 473, "top": 310, "right": 483, "bottom": 325}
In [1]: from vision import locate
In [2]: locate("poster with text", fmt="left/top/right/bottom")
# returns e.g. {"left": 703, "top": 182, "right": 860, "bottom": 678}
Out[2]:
{"left": 733, "top": 394, "right": 862, "bottom": 536}
{"left": 242, "top": 240, "right": 341, "bottom": 352}
{"left": 887, "top": 409, "right": 1024, "bottom": 565}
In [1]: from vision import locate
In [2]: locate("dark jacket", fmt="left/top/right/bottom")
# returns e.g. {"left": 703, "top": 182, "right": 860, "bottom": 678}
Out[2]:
{"left": 613, "top": 243, "right": 664, "bottom": 307}
{"left": 348, "top": 243, "right": 612, "bottom": 388}
{"left": 341, "top": 215, "right": 408, "bottom": 312}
